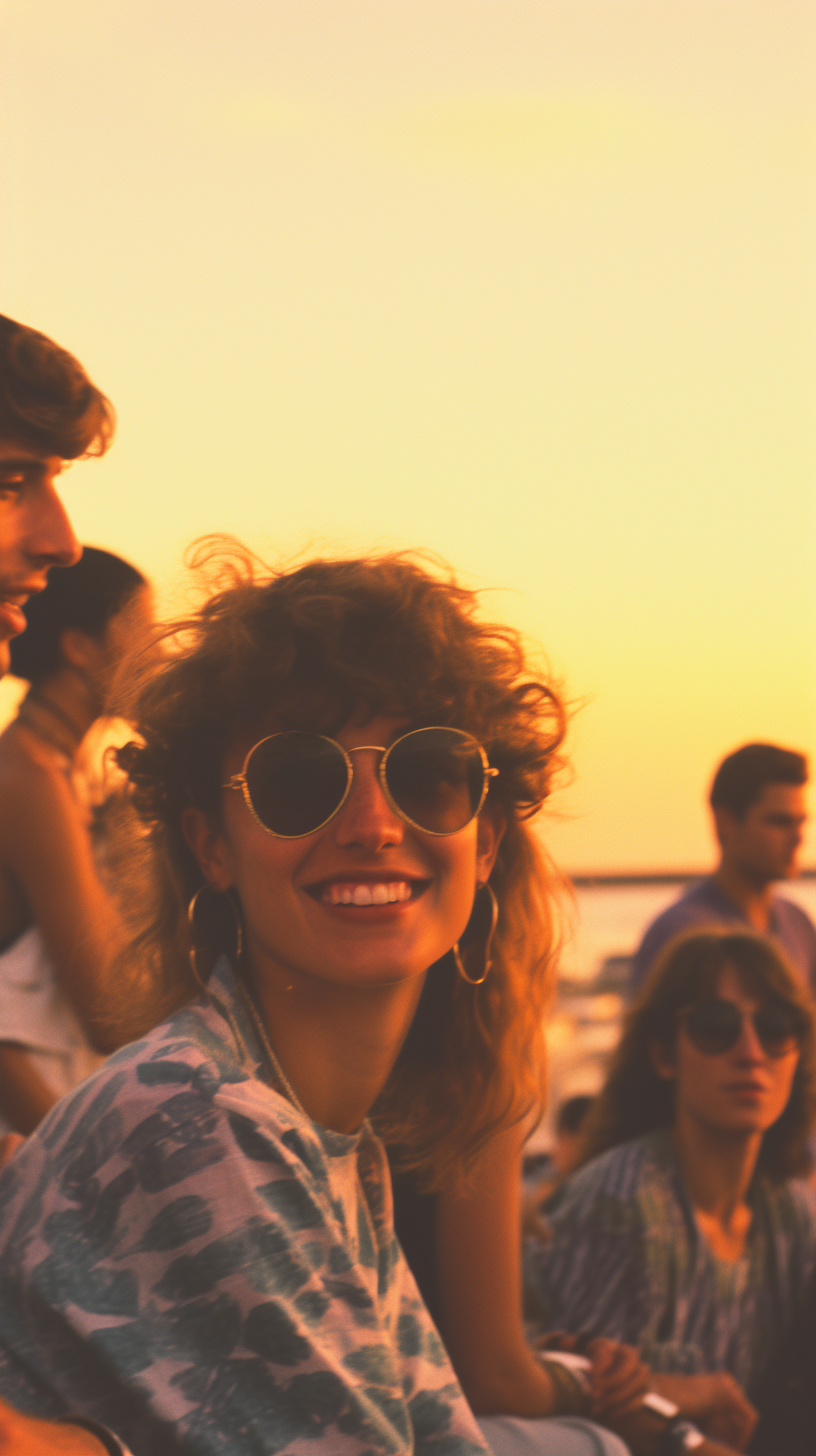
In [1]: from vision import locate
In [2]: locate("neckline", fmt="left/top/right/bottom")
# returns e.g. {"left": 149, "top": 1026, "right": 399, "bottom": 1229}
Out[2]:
{"left": 234, "top": 974, "right": 307, "bottom": 1117}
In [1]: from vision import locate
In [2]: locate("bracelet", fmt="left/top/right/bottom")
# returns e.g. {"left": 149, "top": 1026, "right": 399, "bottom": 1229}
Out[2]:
{"left": 539, "top": 1354, "right": 593, "bottom": 1417}
{"left": 59, "top": 1416, "right": 134, "bottom": 1456}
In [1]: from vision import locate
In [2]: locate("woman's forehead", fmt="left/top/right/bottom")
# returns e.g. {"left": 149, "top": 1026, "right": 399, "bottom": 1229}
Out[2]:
{"left": 711, "top": 961, "right": 769, "bottom": 1007}
{"left": 224, "top": 704, "right": 415, "bottom": 767}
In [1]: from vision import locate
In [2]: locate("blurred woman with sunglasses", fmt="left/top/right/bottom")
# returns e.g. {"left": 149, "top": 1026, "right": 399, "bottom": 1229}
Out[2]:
{"left": 525, "top": 929, "right": 816, "bottom": 1446}
{"left": 0, "top": 547, "right": 644, "bottom": 1456}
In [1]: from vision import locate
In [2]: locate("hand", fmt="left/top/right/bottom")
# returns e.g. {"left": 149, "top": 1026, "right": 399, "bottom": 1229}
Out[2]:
{"left": 585, "top": 1337, "right": 651, "bottom": 1419}
{"left": 652, "top": 1372, "right": 758, "bottom": 1452}
{"left": 0, "top": 1397, "right": 107, "bottom": 1453}
{"left": 0, "top": 1136, "right": 24, "bottom": 1171}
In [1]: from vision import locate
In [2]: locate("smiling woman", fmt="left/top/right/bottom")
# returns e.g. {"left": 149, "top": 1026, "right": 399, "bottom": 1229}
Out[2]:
{"left": 0, "top": 542, "right": 603, "bottom": 1456}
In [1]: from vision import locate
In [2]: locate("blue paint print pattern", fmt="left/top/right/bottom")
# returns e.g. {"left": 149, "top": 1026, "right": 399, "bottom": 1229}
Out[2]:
{"left": 0, "top": 959, "right": 487, "bottom": 1456}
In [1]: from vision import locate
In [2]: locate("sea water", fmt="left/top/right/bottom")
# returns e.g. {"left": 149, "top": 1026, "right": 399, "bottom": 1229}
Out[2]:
{"left": 564, "top": 875, "right": 816, "bottom": 982}
{"left": 528, "top": 874, "right": 816, "bottom": 1152}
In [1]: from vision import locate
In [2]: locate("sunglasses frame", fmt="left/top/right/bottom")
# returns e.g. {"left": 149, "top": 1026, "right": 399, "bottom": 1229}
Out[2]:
{"left": 677, "top": 998, "right": 804, "bottom": 1059}
{"left": 224, "top": 726, "right": 499, "bottom": 839}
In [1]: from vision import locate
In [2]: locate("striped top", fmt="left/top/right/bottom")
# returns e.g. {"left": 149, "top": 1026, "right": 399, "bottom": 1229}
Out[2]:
{"left": 524, "top": 1130, "right": 816, "bottom": 1397}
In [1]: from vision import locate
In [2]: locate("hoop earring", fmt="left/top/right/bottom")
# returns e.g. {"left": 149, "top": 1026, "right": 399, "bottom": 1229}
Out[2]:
{"left": 453, "top": 882, "right": 498, "bottom": 986}
{"left": 188, "top": 884, "right": 243, "bottom": 988}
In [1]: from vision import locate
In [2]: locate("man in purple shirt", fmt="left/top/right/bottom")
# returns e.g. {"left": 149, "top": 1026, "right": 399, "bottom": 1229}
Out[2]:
{"left": 631, "top": 744, "right": 816, "bottom": 995}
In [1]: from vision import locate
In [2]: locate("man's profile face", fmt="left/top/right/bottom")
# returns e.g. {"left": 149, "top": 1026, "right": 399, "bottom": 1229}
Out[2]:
{"left": 0, "top": 439, "right": 81, "bottom": 675}
{"left": 717, "top": 782, "right": 809, "bottom": 885}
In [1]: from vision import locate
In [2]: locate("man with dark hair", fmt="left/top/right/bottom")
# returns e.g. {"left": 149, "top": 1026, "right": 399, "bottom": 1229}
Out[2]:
{"left": 0, "top": 318, "right": 128, "bottom": 1455}
{"left": 631, "top": 743, "right": 816, "bottom": 993}
{"left": 0, "top": 314, "right": 114, "bottom": 676}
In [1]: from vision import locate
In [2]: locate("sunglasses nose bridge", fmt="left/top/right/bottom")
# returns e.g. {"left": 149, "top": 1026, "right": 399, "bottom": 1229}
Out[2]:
{"left": 330, "top": 744, "right": 407, "bottom": 846}
{"left": 732, "top": 1010, "right": 768, "bottom": 1059}
{"left": 343, "top": 746, "right": 389, "bottom": 807}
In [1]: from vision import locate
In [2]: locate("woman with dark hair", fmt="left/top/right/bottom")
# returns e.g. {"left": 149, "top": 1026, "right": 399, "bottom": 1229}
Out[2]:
{"left": 0, "top": 546, "right": 150, "bottom": 1133}
{"left": 525, "top": 929, "right": 816, "bottom": 1439}
{"left": 0, "top": 547, "right": 644, "bottom": 1456}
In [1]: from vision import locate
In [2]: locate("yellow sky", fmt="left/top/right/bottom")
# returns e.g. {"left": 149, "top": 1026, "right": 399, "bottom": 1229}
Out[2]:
{"left": 1, "top": 0, "right": 814, "bottom": 871}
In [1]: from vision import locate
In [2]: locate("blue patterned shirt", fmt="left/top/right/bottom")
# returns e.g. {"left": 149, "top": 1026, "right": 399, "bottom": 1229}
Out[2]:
{"left": 0, "top": 958, "right": 488, "bottom": 1456}
{"left": 524, "top": 1130, "right": 816, "bottom": 1396}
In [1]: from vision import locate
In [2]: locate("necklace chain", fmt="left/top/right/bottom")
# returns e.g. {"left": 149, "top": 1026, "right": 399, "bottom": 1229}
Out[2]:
{"left": 236, "top": 978, "right": 306, "bottom": 1116}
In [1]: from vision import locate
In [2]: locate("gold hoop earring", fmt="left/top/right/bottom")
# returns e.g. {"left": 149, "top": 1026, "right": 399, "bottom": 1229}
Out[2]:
{"left": 188, "top": 884, "right": 243, "bottom": 988}
{"left": 453, "top": 882, "right": 498, "bottom": 986}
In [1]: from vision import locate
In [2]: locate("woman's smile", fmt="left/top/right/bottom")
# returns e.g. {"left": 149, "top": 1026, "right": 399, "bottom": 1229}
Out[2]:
{"left": 310, "top": 875, "right": 427, "bottom": 907}
{"left": 186, "top": 712, "right": 502, "bottom": 993}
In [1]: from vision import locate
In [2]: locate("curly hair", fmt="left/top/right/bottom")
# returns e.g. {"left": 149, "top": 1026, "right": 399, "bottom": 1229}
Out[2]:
{"left": 581, "top": 929, "right": 816, "bottom": 1183}
{"left": 112, "top": 540, "right": 568, "bottom": 1188}
{"left": 0, "top": 314, "right": 114, "bottom": 459}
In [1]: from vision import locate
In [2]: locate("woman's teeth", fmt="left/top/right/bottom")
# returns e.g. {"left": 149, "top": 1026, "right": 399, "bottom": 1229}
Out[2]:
{"left": 322, "top": 881, "right": 413, "bottom": 906}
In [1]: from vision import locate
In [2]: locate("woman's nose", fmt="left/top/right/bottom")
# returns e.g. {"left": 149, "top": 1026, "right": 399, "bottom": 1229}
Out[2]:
{"left": 733, "top": 1014, "right": 766, "bottom": 1062}
{"left": 332, "top": 750, "right": 404, "bottom": 850}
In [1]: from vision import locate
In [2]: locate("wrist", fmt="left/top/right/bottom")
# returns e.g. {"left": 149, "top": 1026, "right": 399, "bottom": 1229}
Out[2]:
{"left": 539, "top": 1351, "right": 592, "bottom": 1417}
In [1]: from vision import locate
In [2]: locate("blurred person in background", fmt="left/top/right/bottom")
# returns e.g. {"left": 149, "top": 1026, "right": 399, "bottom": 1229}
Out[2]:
{"left": 0, "top": 548, "right": 150, "bottom": 1133}
{"left": 631, "top": 745, "right": 815, "bottom": 994}
{"left": 526, "top": 930, "right": 816, "bottom": 1452}
{"left": 520, "top": 1094, "right": 595, "bottom": 1237}
{"left": 0, "top": 313, "right": 114, "bottom": 675}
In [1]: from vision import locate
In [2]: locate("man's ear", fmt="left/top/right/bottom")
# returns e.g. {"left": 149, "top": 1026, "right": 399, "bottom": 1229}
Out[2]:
{"left": 181, "top": 808, "right": 234, "bottom": 891}
{"left": 476, "top": 804, "right": 506, "bottom": 885}
{"left": 649, "top": 1038, "right": 676, "bottom": 1082}
{"left": 712, "top": 805, "right": 739, "bottom": 852}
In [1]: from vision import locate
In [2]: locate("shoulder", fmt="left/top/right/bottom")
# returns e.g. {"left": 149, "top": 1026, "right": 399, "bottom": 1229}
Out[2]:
{"left": 0, "top": 735, "right": 76, "bottom": 859}
{"left": 760, "top": 1175, "right": 816, "bottom": 1237}
{"left": 0, "top": 997, "right": 341, "bottom": 1282}
{"left": 649, "top": 882, "right": 730, "bottom": 935}
{"left": 0, "top": 994, "right": 281, "bottom": 1194}
{"left": 0, "top": 729, "right": 63, "bottom": 802}
{"left": 632, "top": 883, "right": 732, "bottom": 987}
{"left": 771, "top": 894, "right": 816, "bottom": 940}
{"left": 547, "top": 1134, "right": 666, "bottom": 1220}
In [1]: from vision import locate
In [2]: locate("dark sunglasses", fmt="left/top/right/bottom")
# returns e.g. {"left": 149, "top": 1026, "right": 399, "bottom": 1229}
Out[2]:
{"left": 224, "top": 726, "right": 498, "bottom": 838}
{"left": 678, "top": 998, "right": 806, "bottom": 1058}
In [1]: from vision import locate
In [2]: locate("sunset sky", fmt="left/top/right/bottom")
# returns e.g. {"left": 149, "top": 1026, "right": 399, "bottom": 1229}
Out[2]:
{"left": 2, "top": 0, "right": 814, "bottom": 872}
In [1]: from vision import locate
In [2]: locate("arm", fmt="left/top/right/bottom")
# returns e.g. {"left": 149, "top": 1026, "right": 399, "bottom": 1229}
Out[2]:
{"left": 434, "top": 1125, "right": 649, "bottom": 1422}
{"left": 0, "top": 1400, "right": 112, "bottom": 1454}
{"left": 0, "top": 754, "right": 125, "bottom": 1052}
{"left": 435, "top": 1122, "right": 562, "bottom": 1415}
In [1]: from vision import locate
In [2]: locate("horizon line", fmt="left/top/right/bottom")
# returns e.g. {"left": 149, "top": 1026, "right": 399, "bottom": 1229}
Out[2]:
{"left": 568, "top": 867, "right": 816, "bottom": 888}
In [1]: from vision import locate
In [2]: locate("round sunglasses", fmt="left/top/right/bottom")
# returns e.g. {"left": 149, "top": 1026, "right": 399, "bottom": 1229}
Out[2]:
{"left": 224, "top": 726, "right": 498, "bottom": 838}
{"left": 678, "top": 997, "right": 806, "bottom": 1058}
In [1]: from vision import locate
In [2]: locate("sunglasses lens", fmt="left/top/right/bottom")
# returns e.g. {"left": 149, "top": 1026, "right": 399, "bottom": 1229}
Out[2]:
{"left": 683, "top": 998, "right": 804, "bottom": 1057}
{"left": 754, "top": 1001, "right": 803, "bottom": 1056}
{"left": 245, "top": 733, "right": 348, "bottom": 836}
{"left": 385, "top": 729, "right": 485, "bottom": 834}
{"left": 684, "top": 1000, "right": 741, "bottom": 1055}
